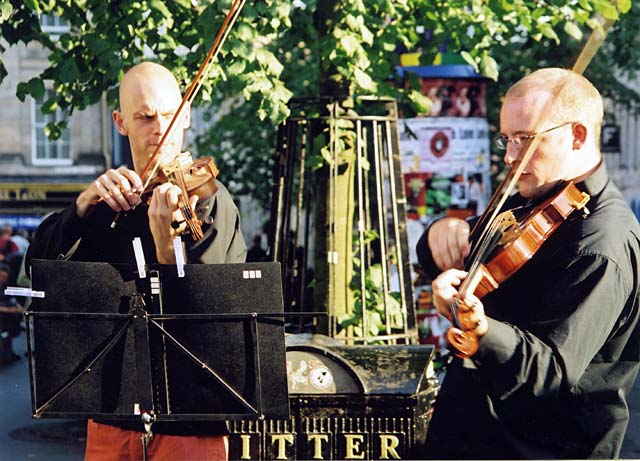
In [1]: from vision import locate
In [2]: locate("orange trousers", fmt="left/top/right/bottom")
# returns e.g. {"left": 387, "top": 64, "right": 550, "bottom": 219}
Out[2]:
{"left": 85, "top": 419, "right": 228, "bottom": 461}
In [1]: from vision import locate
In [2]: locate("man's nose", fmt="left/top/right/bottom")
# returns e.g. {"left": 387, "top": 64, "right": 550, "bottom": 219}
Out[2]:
{"left": 504, "top": 144, "right": 520, "bottom": 166}
{"left": 152, "top": 115, "right": 170, "bottom": 136}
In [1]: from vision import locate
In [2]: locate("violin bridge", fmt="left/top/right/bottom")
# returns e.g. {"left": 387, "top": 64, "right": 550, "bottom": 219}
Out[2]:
{"left": 161, "top": 151, "right": 194, "bottom": 176}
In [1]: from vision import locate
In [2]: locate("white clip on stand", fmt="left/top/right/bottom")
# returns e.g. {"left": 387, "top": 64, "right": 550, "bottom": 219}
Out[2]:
{"left": 132, "top": 237, "right": 147, "bottom": 278}
{"left": 4, "top": 287, "right": 45, "bottom": 298}
{"left": 173, "top": 236, "right": 185, "bottom": 278}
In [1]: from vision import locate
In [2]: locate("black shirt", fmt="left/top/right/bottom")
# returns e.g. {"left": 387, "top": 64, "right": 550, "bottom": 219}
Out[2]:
{"left": 416, "top": 163, "right": 640, "bottom": 459}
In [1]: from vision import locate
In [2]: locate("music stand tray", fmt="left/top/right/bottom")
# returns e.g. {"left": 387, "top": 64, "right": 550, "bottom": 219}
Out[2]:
{"left": 26, "top": 259, "right": 289, "bottom": 423}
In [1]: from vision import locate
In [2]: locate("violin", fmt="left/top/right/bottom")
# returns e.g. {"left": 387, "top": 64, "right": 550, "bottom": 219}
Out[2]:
{"left": 140, "top": 153, "right": 220, "bottom": 241}
{"left": 445, "top": 181, "right": 590, "bottom": 358}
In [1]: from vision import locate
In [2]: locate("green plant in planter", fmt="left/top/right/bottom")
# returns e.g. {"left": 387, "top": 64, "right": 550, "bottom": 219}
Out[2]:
{"left": 338, "top": 230, "right": 404, "bottom": 341}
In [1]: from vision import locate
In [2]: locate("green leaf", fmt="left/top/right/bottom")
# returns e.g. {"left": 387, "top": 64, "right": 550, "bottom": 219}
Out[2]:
{"left": 577, "top": 0, "right": 593, "bottom": 11}
{"left": 44, "top": 122, "right": 61, "bottom": 140}
{"left": 360, "top": 24, "right": 374, "bottom": 46}
{"left": 353, "top": 68, "right": 377, "bottom": 92}
{"left": 59, "top": 59, "right": 79, "bottom": 84}
{"left": 340, "top": 34, "right": 360, "bottom": 57}
{"left": 593, "top": 0, "right": 618, "bottom": 20}
{"left": 308, "top": 154, "right": 325, "bottom": 171}
{"left": 382, "top": 41, "right": 396, "bottom": 52}
{"left": 367, "top": 264, "right": 383, "bottom": 287}
{"left": 408, "top": 89, "right": 432, "bottom": 115}
{"left": 0, "top": 1, "right": 12, "bottom": 22}
{"left": 618, "top": 0, "right": 631, "bottom": 14}
{"left": 236, "top": 23, "right": 256, "bottom": 42}
{"left": 460, "top": 51, "right": 479, "bottom": 72}
{"left": 27, "top": 78, "right": 45, "bottom": 100}
{"left": 227, "top": 59, "right": 246, "bottom": 76}
{"left": 538, "top": 23, "right": 560, "bottom": 44}
{"left": 256, "top": 48, "right": 284, "bottom": 76}
{"left": 22, "top": 0, "right": 39, "bottom": 12}
{"left": 271, "top": 80, "right": 293, "bottom": 104}
{"left": 564, "top": 21, "right": 583, "bottom": 41}
{"left": 150, "top": 0, "right": 171, "bottom": 19}
{"left": 16, "top": 82, "right": 28, "bottom": 102}
{"left": 480, "top": 54, "right": 498, "bottom": 81}
{"left": 41, "top": 98, "right": 59, "bottom": 114}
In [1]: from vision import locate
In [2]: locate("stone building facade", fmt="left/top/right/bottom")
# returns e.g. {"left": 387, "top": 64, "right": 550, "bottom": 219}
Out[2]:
{"left": 0, "top": 20, "right": 110, "bottom": 226}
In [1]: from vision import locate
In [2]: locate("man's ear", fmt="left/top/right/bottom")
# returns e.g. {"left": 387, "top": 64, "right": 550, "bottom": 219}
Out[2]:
{"left": 572, "top": 122, "right": 587, "bottom": 150}
{"left": 112, "top": 110, "right": 128, "bottom": 136}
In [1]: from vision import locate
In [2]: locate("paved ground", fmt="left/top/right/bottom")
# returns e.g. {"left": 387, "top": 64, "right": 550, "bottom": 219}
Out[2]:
{"left": 1, "top": 331, "right": 640, "bottom": 460}
{"left": 0, "top": 333, "right": 85, "bottom": 460}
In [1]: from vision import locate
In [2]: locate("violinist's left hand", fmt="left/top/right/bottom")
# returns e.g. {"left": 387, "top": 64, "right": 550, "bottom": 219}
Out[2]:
{"left": 432, "top": 268, "right": 489, "bottom": 336}
{"left": 148, "top": 183, "right": 198, "bottom": 264}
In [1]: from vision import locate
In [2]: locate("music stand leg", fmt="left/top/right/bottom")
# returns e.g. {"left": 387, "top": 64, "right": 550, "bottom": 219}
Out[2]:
{"left": 140, "top": 412, "right": 154, "bottom": 461}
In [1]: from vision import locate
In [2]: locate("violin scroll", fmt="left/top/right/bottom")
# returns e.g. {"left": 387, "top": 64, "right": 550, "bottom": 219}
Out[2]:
{"left": 446, "top": 327, "right": 479, "bottom": 358}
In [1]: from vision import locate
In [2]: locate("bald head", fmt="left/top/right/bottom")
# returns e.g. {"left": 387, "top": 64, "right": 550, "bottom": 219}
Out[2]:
{"left": 118, "top": 62, "right": 182, "bottom": 115}
{"left": 112, "top": 62, "right": 190, "bottom": 174}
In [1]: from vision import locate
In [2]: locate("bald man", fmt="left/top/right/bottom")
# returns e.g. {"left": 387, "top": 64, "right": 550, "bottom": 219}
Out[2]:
{"left": 27, "top": 62, "right": 246, "bottom": 460}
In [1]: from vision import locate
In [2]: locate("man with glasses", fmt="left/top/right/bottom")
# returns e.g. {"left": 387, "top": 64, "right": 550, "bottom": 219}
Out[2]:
{"left": 416, "top": 68, "right": 640, "bottom": 459}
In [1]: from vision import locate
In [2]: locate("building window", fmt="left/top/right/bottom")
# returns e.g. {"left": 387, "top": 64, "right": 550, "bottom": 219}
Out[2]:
{"left": 31, "top": 91, "right": 72, "bottom": 165}
{"left": 40, "top": 14, "right": 69, "bottom": 36}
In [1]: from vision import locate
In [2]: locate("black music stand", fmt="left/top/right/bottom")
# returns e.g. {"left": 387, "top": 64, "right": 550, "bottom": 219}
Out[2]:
{"left": 25, "top": 259, "right": 289, "bottom": 428}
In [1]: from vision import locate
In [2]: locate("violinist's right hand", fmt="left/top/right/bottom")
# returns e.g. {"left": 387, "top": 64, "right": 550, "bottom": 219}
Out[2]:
{"left": 432, "top": 268, "right": 488, "bottom": 337}
{"left": 428, "top": 217, "right": 471, "bottom": 271}
{"left": 76, "top": 166, "right": 144, "bottom": 218}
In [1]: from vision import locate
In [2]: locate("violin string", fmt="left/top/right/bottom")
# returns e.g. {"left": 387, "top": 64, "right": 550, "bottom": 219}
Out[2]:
{"left": 448, "top": 299, "right": 460, "bottom": 329}
{"left": 174, "top": 165, "right": 204, "bottom": 240}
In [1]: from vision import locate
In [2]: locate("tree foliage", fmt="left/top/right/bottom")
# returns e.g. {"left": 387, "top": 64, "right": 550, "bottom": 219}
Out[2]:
{"left": 0, "top": 0, "right": 635, "bottom": 203}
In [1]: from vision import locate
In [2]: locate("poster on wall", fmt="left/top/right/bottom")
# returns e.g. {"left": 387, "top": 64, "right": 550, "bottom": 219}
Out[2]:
{"left": 399, "top": 116, "right": 491, "bottom": 265}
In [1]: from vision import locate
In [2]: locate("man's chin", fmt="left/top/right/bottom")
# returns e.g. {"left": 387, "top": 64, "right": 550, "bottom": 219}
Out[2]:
{"left": 517, "top": 179, "right": 538, "bottom": 200}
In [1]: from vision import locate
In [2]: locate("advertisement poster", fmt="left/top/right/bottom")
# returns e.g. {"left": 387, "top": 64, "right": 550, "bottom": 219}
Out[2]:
{"left": 400, "top": 116, "right": 491, "bottom": 232}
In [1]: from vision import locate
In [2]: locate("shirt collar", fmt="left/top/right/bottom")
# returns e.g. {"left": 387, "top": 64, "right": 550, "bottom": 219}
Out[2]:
{"left": 575, "top": 159, "right": 608, "bottom": 198}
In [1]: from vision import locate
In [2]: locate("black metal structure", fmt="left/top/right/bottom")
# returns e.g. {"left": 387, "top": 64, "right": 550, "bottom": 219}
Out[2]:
{"left": 270, "top": 97, "right": 417, "bottom": 344}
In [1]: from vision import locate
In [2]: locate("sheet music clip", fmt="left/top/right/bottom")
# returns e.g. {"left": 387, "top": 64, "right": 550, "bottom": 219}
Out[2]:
{"left": 173, "top": 236, "right": 185, "bottom": 278}
{"left": 132, "top": 237, "right": 146, "bottom": 278}
{"left": 4, "top": 287, "right": 45, "bottom": 298}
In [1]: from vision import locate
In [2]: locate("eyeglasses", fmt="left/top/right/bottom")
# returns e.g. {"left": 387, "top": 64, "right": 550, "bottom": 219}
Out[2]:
{"left": 494, "top": 122, "right": 575, "bottom": 151}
